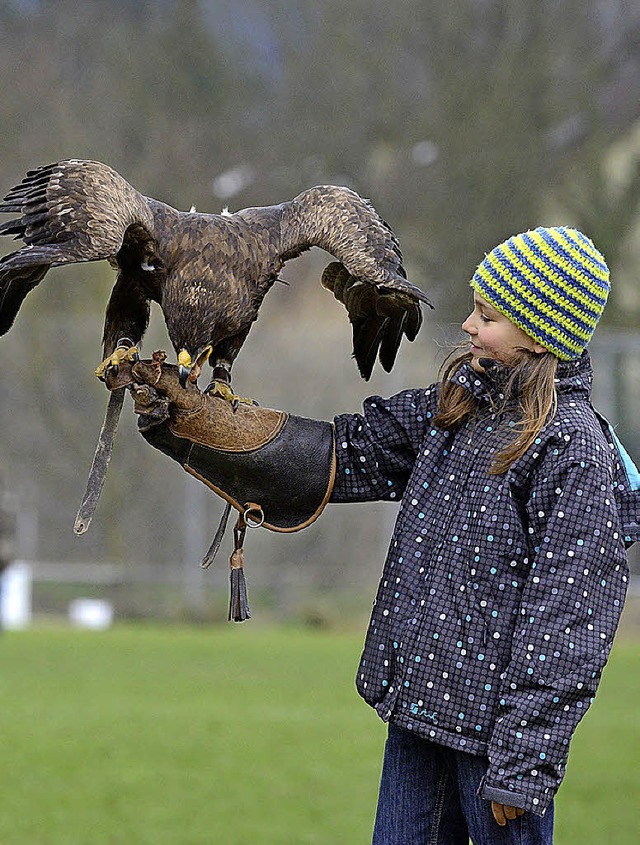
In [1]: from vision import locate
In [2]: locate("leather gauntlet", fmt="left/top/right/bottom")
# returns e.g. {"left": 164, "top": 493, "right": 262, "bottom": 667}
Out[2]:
{"left": 127, "top": 357, "right": 336, "bottom": 621}
{"left": 130, "top": 359, "right": 336, "bottom": 533}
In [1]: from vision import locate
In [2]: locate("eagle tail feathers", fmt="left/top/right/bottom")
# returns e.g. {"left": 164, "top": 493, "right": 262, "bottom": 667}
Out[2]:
{"left": 403, "top": 304, "right": 423, "bottom": 342}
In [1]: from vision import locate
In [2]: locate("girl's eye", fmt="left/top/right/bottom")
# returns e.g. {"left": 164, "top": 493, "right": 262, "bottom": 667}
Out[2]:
{"left": 480, "top": 314, "right": 491, "bottom": 323}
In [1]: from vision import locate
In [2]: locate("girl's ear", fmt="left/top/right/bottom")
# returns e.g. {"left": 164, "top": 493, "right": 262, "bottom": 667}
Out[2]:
{"left": 531, "top": 342, "right": 546, "bottom": 355}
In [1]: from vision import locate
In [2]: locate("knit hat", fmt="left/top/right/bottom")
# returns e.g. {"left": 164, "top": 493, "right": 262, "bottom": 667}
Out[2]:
{"left": 470, "top": 227, "right": 610, "bottom": 360}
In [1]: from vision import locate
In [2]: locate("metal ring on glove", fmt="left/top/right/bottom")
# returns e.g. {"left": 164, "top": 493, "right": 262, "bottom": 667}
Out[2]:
{"left": 243, "top": 504, "right": 265, "bottom": 528}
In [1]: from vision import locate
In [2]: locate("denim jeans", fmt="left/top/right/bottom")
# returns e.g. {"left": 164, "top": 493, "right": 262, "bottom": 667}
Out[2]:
{"left": 372, "top": 723, "right": 554, "bottom": 845}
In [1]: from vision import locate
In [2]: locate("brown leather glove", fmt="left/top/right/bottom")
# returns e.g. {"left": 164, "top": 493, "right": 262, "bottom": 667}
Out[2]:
{"left": 126, "top": 354, "right": 336, "bottom": 621}
{"left": 129, "top": 356, "right": 336, "bottom": 533}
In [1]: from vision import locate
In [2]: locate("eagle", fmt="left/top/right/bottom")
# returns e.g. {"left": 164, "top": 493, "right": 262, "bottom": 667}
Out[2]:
{"left": 0, "top": 159, "right": 431, "bottom": 380}
{"left": 0, "top": 159, "right": 432, "bottom": 530}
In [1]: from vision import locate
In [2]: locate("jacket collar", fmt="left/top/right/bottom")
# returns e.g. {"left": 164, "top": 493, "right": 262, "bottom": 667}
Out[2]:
{"left": 449, "top": 350, "right": 593, "bottom": 404}
{"left": 554, "top": 351, "right": 593, "bottom": 397}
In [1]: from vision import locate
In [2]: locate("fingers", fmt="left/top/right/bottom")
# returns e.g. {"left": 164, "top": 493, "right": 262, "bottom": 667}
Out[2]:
{"left": 491, "top": 802, "right": 524, "bottom": 826}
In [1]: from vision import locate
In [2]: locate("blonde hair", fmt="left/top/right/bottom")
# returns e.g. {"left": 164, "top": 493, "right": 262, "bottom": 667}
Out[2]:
{"left": 434, "top": 349, "right": 558, "bottom": 474}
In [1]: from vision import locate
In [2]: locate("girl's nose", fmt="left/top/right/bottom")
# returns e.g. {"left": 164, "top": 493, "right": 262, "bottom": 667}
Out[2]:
{"left": 462, "top": 313, "right": 475, "bottom": 335}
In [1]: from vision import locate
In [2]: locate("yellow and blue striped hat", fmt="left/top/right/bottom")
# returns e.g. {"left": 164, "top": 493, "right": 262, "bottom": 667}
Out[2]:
{"left": 470, "top": 227, "right": 610, "bottom": 360}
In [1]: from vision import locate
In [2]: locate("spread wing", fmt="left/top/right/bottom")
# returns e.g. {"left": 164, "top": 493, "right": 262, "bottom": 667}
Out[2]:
{"left": 278, "top": 185, "right": 432, "bottom": 379}
{"left": 0, "top": 159, "right": 156, "bottom": 338}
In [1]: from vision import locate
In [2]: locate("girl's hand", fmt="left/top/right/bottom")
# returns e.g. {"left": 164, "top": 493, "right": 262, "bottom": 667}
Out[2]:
{"left": 491, "top": 801, "right": 525, "bottom": 826}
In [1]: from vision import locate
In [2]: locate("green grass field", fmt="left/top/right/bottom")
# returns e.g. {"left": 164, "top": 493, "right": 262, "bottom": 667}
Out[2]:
{"left": 0, "top": 626, "right": 637, "bottom": 844}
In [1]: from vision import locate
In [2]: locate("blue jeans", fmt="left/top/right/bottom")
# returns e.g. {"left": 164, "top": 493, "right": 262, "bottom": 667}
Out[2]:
{"left": 372, "top": 724, "right": 554, "bottom": 845}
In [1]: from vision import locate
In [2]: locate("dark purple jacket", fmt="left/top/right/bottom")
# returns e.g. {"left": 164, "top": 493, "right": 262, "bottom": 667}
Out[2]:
{"left": 331, "top": 352, "right": 638, "bottom": 816}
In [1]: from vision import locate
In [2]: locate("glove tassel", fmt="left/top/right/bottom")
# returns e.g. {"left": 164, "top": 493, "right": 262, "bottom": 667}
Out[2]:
{"left": 228, "top": 517, "right": 251, "bottom": 622}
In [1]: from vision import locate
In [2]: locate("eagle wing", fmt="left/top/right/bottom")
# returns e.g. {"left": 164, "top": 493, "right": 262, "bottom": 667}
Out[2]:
{"left": 277, "top": 185, "right": 432, "bottom": 379}
{"left": 0, "top": 159, "right": 156, "bottom": 340}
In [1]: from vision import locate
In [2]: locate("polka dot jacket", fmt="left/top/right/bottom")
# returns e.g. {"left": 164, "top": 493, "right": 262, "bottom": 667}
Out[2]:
{"left": 331, "top": 352, "right": 638, "bottom": 816}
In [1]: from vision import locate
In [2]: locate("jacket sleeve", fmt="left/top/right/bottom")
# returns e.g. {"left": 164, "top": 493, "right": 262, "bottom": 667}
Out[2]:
{"left": 479, "top": 457, "right": 629, "bottom": 816}
{"left": 331, "top": 386, "right": 439, "bottom": 504}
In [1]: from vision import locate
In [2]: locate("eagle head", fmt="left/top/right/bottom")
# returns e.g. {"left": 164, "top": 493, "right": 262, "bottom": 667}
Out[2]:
{"left": 177, "top": 345, "right": 212, "bottom": 387}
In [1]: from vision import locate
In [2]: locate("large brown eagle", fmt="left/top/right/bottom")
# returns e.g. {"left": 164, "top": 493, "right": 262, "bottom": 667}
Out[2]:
{"left": 0, "top": 159, "right": 432, "bottom": 530}
{"left": 0, "top": 159, "right": 431, "bottom": 381}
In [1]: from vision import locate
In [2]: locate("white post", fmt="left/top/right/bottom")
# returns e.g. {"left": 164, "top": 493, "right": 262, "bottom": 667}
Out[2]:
{"left": 0, "top": 560, "right": 32, "bottom": 630}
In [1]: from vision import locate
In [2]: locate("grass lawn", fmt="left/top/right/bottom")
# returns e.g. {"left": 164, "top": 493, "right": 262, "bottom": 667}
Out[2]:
{"left": 0, "top": 625, "right": 637, "bottom": 844}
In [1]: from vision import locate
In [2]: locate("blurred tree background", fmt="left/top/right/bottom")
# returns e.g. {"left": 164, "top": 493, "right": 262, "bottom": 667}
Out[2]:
{"left": 1, "top": 0, "right": 640, "bottom": 622}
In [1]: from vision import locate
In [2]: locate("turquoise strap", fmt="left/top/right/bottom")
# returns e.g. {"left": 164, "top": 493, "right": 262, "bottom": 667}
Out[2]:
{"left": 608, "top": 425, "right": 640, "bottom": 491}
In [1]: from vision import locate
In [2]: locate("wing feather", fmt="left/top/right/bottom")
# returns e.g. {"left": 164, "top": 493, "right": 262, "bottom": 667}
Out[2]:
{"left": 321, "top": 260, "right": 425, "bottom": 378}
{"left": 352, "top": 315, "right": 388, "bottom": 380}
{"left": 278, "top": 186, "right": 432, "bottom": 378}
{"left": 379, "top": 312, "right": 408, "bottom": 373}
{"left": 0, "top": 160, "right": 157, "bottom": 338}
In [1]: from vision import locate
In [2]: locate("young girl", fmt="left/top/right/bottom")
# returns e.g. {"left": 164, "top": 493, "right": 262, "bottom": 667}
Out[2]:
{"left": 131, "top": 226, "right": 638, "bottom": 844}
{"left": 328, "top": 226, "right": 637, "bottom": 844}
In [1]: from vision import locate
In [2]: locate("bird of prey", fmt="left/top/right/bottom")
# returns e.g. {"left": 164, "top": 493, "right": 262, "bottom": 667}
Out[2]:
{"left": 0, "top": 159, "right": 432, "bottom": 529}
{"left": 0, "top": 159, "right": 431, "bottom": 381}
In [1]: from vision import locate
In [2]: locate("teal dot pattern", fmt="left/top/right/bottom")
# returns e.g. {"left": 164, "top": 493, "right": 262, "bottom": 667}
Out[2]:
{"left": 331, "top": 352, "right": 635, "bottom": 816}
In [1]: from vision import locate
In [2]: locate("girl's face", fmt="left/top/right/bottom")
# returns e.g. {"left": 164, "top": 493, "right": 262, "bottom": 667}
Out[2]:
{"left": 462, "top": 293, "right": 545, "bottom": 373}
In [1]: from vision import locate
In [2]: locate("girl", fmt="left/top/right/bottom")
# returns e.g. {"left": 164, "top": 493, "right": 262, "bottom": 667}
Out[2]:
{"left": 329, "top": 226, "right": 638, "bottom": 844}
{"left": 131, "top": 226, "right": 638, "bottom": 844}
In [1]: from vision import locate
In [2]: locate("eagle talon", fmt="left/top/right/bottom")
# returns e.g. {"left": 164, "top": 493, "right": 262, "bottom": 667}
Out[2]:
{"left": 95, "top": 344, "right": 140, "bottom": 379}
{"left": 95, "top": 344, "right": 140, "bottom": 388}
{"left": 205, "top": 378, "right": 256, "bottom": 408}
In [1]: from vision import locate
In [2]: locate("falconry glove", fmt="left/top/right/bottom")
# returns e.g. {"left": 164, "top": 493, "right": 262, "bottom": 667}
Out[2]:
{"left": 127, "top": 355, "right": 336, "bottom": 620}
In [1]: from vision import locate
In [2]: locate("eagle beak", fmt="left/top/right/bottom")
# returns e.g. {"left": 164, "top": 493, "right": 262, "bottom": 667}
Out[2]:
{"left": 178, "top": 350, "right": 193, "bottom": 388}
{"left": 193, "top": 344, "right": 213, "bottom": 373}
{"left": 177, "top": 346, "right": 212, "bottom": 387}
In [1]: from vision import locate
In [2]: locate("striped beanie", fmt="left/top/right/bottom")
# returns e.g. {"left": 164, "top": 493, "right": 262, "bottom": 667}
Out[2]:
{"left": 470, "top": 227, "right": 610, "bottom": 360}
